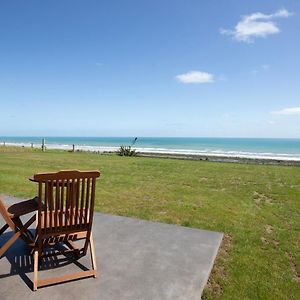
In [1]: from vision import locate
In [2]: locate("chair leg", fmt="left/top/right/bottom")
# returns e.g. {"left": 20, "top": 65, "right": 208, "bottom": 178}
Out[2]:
{"left": 0, "top": 224, "right": 10, "bottom": 258}
{"left": 13, "top": 217, "right": 34, "bottom": 244}
{"left": 0, "top": 223, "right": 9, "bottom": 236}
{"left": 0, "top": 229, "right": 21, "bottom": 258}
{"left": 89, "top": 232, "right": 97, "bottom": 278}
{"left": 33, "top": 249, "right": 39, "bottom": 291}
{"left": 0, "top": 215, "right": 35, "bottom": 258}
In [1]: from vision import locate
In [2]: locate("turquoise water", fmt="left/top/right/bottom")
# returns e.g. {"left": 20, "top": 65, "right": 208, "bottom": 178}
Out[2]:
{"left": 1, "top": 136, "right": 300, "bottom": 160}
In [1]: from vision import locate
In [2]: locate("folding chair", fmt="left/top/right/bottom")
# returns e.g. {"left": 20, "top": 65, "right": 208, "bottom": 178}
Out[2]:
{"left": 31, "top": 170, "right": 100, "bottom": 290}
{"left": 0, "top": 196, "right": 38, "bottom": 258}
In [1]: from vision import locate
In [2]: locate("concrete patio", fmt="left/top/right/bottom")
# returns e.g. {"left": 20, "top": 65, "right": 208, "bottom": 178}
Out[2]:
{"left": 0, "top": 195, "right": 223, "bottom": 300}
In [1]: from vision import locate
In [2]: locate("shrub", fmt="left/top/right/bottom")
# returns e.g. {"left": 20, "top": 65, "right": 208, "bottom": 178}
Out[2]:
{"left": 117, "top": 145, "right": 137, "bottom": 156}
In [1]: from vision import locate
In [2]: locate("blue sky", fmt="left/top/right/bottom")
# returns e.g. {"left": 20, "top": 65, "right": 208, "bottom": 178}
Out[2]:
{"left": 0, "top": 0, "right": 299, "bottom": 137}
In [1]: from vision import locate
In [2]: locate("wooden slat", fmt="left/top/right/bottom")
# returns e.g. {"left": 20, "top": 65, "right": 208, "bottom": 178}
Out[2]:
{"left": 90, "top": 178, "right": 96, "bottom": 224}
{"left": 38, "top": 182, "right": 43, "bottom": 256}
{"left": 44, "top": 181, "right": 48, "bottom": 235}
{"left": 60, "top": 179, "right": 65, "bottom": 231}
{"left": 84, "top": 178, "right": 90, "bottom": 226}
{"left": 70, "top": 179, "right": 74, "bottom": 227}
{"left": 34, "top": 170, "right": 100, "bottom": 181}
{"left": 75, "top": 179, "right": 80, "bottom": 228}
{"left": 79, "top": 178, "right": 85, "bottom": 229}
{"left": 49, "top": 181, "right": 54, "bottom": 231}
{"left": 41, "top": 230, "right": 87, "bottom": 239}
{"left": 66, "top": 179, "right": 70, "bottom": 227}
{"left": 54, "top": 180, "right": 60, "bottom": 232}
{"left": 37, "top": 270, "right": 96, "bottom": 288}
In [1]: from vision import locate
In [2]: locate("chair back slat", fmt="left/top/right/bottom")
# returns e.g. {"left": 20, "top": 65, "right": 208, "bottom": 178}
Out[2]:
{"left": 75, "top": 180, "right": 80, "bottom": 228}
{"left": 89, "top": 178, "right": 96, "bottom": 230}
{"left": 84, "top": 178, "right": 91, "bottom": 226}
{"left": 44, "top": 182, "right": 48, "bottom": 235}
{"left": 79, "top": 178, "right": 85, "bottom": 229}
{"left": 70, "top": 179, "right": 76, "bottom": 226}
{"left": 54, "top": 180, "right": 59, "bottom": 232}
{"left": 49, "top": 181, "right": 54, "bottom": 230}
{"left": 38, "top": 182, "right": 43, "bottom": 248}
{"left": 33, "top": 170, "right": 100, "bottom": 240}
{"left": 59, "top": 179, "right": 65, "bottom": 231}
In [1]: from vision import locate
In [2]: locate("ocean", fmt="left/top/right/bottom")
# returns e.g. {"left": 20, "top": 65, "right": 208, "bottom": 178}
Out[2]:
{"left": 1, "top": 136, "right": 300, "bottom": 161}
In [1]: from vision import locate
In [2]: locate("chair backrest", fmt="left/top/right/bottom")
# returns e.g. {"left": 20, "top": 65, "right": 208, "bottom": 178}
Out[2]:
{"left": 33, "top": 170, "right": 100, "bottom": 239}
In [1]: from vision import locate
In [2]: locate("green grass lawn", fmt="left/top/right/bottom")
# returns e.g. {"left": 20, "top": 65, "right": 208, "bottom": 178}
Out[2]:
{"left": 0, "top": 146, "right": 299, "bottom": 299}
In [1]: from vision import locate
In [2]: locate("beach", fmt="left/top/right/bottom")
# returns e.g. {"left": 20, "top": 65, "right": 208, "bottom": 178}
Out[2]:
{"left": 2, "top": 136, "right": 300, "bottom": 165}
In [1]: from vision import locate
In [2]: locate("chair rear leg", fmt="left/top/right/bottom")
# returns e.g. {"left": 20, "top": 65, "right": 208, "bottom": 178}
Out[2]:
{"left": 89, "top": 232, "right": 97, "bottom": 278}
{"left": 33, "top": 249, "right": 39, "bottom": 291}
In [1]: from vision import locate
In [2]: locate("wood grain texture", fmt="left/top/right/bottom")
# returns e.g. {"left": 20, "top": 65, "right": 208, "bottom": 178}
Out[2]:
{"left": 32, "top": 169, "right": 100, "bottom": 290}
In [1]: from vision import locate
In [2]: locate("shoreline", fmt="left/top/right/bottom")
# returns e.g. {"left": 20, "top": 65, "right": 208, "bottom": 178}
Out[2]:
{"left": 2, "top": 143, "right": 300, "bottom": 166}
{"left": 134, "top": 152, "right": 300, "bottom": 166}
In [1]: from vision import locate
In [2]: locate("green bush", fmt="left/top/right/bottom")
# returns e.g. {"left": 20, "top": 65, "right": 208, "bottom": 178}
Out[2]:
{"left": 117, "top": 145, "right": 137, "bottom": 156}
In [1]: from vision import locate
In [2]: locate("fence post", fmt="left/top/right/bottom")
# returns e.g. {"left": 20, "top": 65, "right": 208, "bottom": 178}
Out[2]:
{"left": 31, "top": 143, "right": 34, "bottom": 148}
{"left": 42, "top": 138, "right": 46, "bottom": 151}
{"left": 72, "top": 144, "right": 75, "bottom": 152}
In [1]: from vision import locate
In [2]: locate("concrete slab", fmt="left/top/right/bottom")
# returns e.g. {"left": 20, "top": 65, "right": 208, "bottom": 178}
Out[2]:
{"left": 0, "top": 195, "right": 223, "bottom": 300}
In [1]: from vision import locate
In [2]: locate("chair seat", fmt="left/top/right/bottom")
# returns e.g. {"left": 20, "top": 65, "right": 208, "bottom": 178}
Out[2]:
{"left": 6, "top": 197, "right": 39, "bottom": 218}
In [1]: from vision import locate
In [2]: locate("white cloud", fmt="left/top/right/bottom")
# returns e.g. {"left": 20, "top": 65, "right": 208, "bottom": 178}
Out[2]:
{"left": 271, "top": 107, "right": 300, "bottom": 115}
{"left": 218, "top": 74, "right": 227, "bottom": 81}
{"left": 176, "top": 71, "right": 214, "bottom": 84}
{"left": 251, "top": 64, "right": 271, "bottom": 74}
{"left": 220, "top": 8, "right": 292, "bottom": 43}
{"left": 262, "top": 64, "right": 270, "bottom": 70}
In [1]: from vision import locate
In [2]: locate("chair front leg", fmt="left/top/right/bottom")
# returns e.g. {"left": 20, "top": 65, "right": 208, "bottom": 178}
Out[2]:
{"left": 0, "top": 215, "right": 36, "bottom": 258}
{"left": 0, "top": 223, "right": 9, "bottom": 236}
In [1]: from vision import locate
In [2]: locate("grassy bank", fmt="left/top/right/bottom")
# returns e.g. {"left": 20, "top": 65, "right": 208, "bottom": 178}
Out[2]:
{"left": 0, "top": 146, "right": 299, "bottom": 299}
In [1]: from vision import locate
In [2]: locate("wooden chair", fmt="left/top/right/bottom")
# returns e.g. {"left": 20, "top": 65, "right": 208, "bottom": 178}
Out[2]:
{"left": 32, "top": 170, "right": 100, "bottom": 291}
{"left": 0, "top": 196, "right": 37, "bottom": 258}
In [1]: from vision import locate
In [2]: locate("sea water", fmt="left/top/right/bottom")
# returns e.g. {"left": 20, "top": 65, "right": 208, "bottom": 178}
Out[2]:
{"left": 1, "top": 136, "right": 300, "bottom": 161}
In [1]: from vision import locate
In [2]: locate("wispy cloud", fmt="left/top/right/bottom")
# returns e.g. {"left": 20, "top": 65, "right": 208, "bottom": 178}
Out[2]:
{"left": 261, "top": 64, "right": 270, "bottom": 70}
{"left": 251, "top": 64, "right": 271, "bottom": 74}
{"left": 271, "top": 107, "right": 300, "bottom": 115}
{"left": 220, "top": 8, "right": 292, "bottom": 43}
{"left": 218, "top": 74, "right": 227, "bottom": 81}
{"left": 176, "top": 71, "right": 214, "bottom": 84}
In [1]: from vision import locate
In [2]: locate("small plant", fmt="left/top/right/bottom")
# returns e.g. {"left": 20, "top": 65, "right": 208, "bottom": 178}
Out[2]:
{"left": 117, "top": 137, "right": 138, "bottom": 156}
{"left": 117, "top": 145, "right": 137, "bottom": 156}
